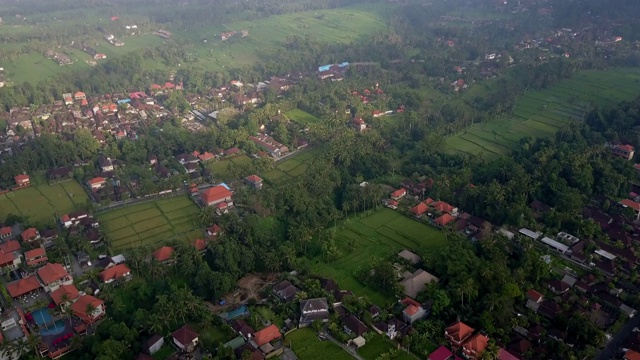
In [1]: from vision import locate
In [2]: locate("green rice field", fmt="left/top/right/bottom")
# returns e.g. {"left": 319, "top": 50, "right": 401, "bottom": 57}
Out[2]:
{"left": 445, "top": 68, "right": 640, "bottom": 158}
{"left": 207, "top": 154, "right": 254, "bottom": 181}
{"left": 312, "top": 208, "right": 447, "bottom": 306}
{"left": 98, "top": 196, "right": 202, "bottom": 251}
{"left": 0, "top": 181, "right": 88, "bottom": 225}
{"left": 285, "top": 109, "right": 323, "bottom": 125}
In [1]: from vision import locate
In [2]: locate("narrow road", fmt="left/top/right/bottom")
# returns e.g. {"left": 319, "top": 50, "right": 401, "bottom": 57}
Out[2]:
{"left": 596, "top": 315, "right": 640, "bottom": 360}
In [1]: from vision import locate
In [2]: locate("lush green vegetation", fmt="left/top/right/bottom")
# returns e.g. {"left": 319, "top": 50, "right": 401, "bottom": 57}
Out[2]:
{"left": 312, "top": 209, "right": 447, "bottom": 305}
{"left": 0, "top": 181, "right": 88, "bottom": 226}
{"left": 445, "top": 68, "right": 640, "bottom": 158}
{"left": 99, "top": 196, "right": 201, "bottom": 250}
{"left": 285, "top": 328, "right": 353, "bottom": 360}
{"left": 286, "top": 108, "right": 323, "bottom": 125}
{"left": 263, "top": 147, "right": 324, "bottom": 183}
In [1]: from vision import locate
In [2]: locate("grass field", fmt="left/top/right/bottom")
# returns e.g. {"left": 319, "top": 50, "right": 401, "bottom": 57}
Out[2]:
{"left": 311, "top": 208, "right": 447, "bottom": 306}
{"left": 262, "top": 148, "right": 323, "bottom": 183}
{"left": 0, "top": 181, "right": 88, "bottom": 225}
{"left": 285, "top": 328, "right": 353, "bottom": 360}
{"left": 207, "top": 154, "right": 254, "bottom": 180}
{"left": 286, "top": 109, "right": 322, "bottom": 125}
{"left": 445, "top": 68, "right": 640, "bottom": 158}
{"left": 359, "top": 334, "right": 419, "bottom": 360}
{"left": 98, "top": 196, "right": 202, "bottom": 251}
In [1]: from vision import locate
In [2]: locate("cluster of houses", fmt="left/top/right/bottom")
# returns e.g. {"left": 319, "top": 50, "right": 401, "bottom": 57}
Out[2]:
{"left": 44, "top": 49, "right": 72, "bottom": 66}
{"left": 317, "top": 62, "right": 349, "bottom": 81}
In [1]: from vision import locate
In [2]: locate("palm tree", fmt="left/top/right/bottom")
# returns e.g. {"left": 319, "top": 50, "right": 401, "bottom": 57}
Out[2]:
{"left": 147, "top": 313, "right": 164, "bottom": 334}
{"left": 85, "top": 303, "right": 97, "bottom": 321}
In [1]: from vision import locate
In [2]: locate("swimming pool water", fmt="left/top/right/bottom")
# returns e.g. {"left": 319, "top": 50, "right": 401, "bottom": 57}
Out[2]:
{"left": 39, "top": 320, "right": 65, "bottom": 336}
{"left": 31, "top": 308, "right": 53, "bottom": 326}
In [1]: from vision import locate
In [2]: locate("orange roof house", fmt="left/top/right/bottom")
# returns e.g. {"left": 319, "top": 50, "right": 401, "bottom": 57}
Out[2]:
{"left": 14, "top": 174, "right": 30, "bottom": 186}
{"left": 198, "top": 152, "right": 215, "bottom": 162}
{"left": 462, "top": 333, "right": 490, "bottom": 360}
{"left": 390, "top": 189, "right": 406, "bottom": 200}
{"left": 0, "top": 226, "right": 11, "bottom": 238}
{"left": 74, "top": 92, "right": 86, "bottom": 100}
{"left": 87, "top": 177, "right": 106, "bottom": 189}
{"left": 7, "top": 276, "right": 41, "bottom": 298}
{"left": 153, "top": 246, "right": 175, "bottom": 263}
{"left": 50, "top": 284, "right": 80, "bottom": 306}
{"left": 194, "top": 239, "right": 207, "bottom": 252}
{"left": 200, "top": 185, "right": 233, "bottom": 207}
{"left": 445, "top": 321, "right": 475, "bottom": 348}
{"left": 99, "top": 263, "right": 131, "bottom": 283}
{"left": 410, "top": 203, "right": 429, "bottom": 217}
{"left": 0, "top": 240, "right": 20, "bottom": 253}
{"left": 434, "top": 213, "right": 456, "bottom": 227}
{"left": 431, "top": 201, "right": 456, "bottom": 214}
{"left": 21, "top": 228, "right": 39, "bottom": 242}
{"left": 253, "top": 324, "right": 281, "bottom": 347}
{"left": 71, "top": 295, "right": 105, "bottom": 324}
{"left": 25, "top": 248, "right": 47, "bottom": 267}
{"left": 38, "top": 263, "right": 72, "bottom": 291}
{"left": 625, "top": 349, "right": 640, "bottom": 360}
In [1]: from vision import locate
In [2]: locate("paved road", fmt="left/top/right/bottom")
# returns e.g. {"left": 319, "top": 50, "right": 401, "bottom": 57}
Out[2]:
{"left": 596, "top": 315, "right": 640, "bottom": 360}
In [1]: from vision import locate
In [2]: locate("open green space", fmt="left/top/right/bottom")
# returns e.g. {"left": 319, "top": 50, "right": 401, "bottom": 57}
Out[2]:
{"left": 445, "top": 68, "right": 640, "bottom": 158}
{"left": 262, "top": 147, "right": 324, "bottom": 183}
{"left": 0, "top": 181, "right": 89, "bottom": 225}
{"left": 207, "top": 154, "right": 254, "bottom": 180}
{"left": 98, "top": 196, "right": 202, "bottom": 250}
{"left": 286, "top": 109, "right": 322, "bottom": 125}
{"left": 359, "top": 333, "right": 419, "bottom": 360}
{"left": 285, "top": 328, "right": 353, "bottom": 360}
{"left": 311, "top": 208, "right": 447, "bottom": 306}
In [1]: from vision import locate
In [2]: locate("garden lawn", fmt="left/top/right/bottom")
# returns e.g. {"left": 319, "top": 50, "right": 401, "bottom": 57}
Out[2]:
{"left": 286, "top": 328, "right": 353, "bottom": 360}
{"left": 311, "top": 209, "right": 447, "bottom": 306}
{"left": 0, "top": 181, "right": 88, "bottom": 225}
{"left": 446, "top": 68, "right": 640, "bottom": 158}
{"left": 262, "top": 147, "right": 324, "bottom": 183}
{"left": 286, "top": 109, "right": 322, "bottom": 125}
{"left": 98, "top": 196, "right": 201, "bottom": 250}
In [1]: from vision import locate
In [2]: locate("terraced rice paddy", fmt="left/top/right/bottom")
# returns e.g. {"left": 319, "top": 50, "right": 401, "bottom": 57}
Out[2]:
{"left": 445, "top": 69, "right": 640, "bottom": 158}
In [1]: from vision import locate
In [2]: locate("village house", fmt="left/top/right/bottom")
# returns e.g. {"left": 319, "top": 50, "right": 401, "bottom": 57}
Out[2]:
{"left": 351, "top": 117, "right": 367, "bottom": 132}
{"left": 428, "top": 346, "right": 453, "bottom": 360}
{"left": 172, "top": 325, "right": 199, "bottom": 352}
{"left": 38, "top": 263, "right": 73, "bottom": 292}
{"left": 50, "top": 284, "right": 80, "bottom": 309}
{"left": 401, "top": 297, "right": 427, "bottom": 324}
{"left": 98, "top": 157, "right": 114, "bottom": 172}
{"left": 251, "top": 324, "right": 282, "bottom": 355}
{"left": 245, "top": 175, "right": 263, "bottom": 190}
{"left": 299, "top": 298, "right": 330, "bottom": 327}
{"left": 0, "top": 243, "right": 22, "bottom": 273}
{"left": 401, "top": 269, "right": 439, "bottom": 298}
{"left": 445, "top": 321, "right": 474, "bottom": 348}
{"left": 141, "top": 335, "right": 165, "bottom": 356}
{"left": 71, "top": 295, "right": 106, "bottom": 324}
{"left": 20, "top": 227, "right": 40, "bottom": 242}
{"left": 398, "top": 249, "right": 422, "bottom": 265}
{"left": 25, "top": 247, "right": 47, "bottom": 267}
{"left": 612, "top": 144, "right": 635, "bottom": 160}
{"left": 200, "top": 185, "right": 234, "bottom": 208}
{"left": 0, "top": 227, "right": 12, "bottom": 239}
{"left": 373, "top": 317, "right": 411, "bottom": 340}
{"left": 153, "top": 246, "right": 175, "bottom": 264}
{"left": 462, "top": 333, "right": 490, "bottom": 360}
{"left": 99, "top": 263, "right": 132, "bottom": 283}
{"left": 14, "top": 174, "right": 30, "bottom": 187}
{"left": 525, "top": 289, "right": 544, "bottom": 312}
{"left": 272, "top": 280, "right": 300, "bottom": 302}
{"left": 6, "top": 276, "right": 42, "bottom": 299}
{"left": 87, "top": 177, "right": 106, "bottom": 190}
{"left": 249, "top": 134, "right": 289, "bottom": 158}
{"left": 390, "top": 189, "right": 407, "bottom": 200}
{"left": 230, "top": 319, "right": 255, "bottom": 340}
{"left": 343, "top": 314, "right": 368, "bottom": 336}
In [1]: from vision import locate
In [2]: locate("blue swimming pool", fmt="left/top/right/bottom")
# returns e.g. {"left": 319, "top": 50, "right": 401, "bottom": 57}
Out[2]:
{"left": 39, "top": 320, "right": 66, "bottom": 336}
{"left": 31, "top": 308, "right": 53, "bottom": 326}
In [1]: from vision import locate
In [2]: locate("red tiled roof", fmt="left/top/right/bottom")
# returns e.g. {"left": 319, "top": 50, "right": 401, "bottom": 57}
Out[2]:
{"left": 391, "top": 189, "right": 406, "bottom": 198}
{"left": 498, "top": 348, "right": 520, "bottom": 360}
{"left": 7, "top": 276, "right": 41, "bottom": 298}
{"left": 432, "top": 201, "right": 455, "bottom": 214}
{"left": 38, "top": 263, "right": 69, "bottom": 285}
{"left": 400, "top": 297, "right": 421, "bottom": 307}
{"left": 620, "top": 199, "right": 640, "bottom": 211}
{"left": 198, "top": 152, "right": 215, "bottom": 161}
{"left": 429, "top": 346, "right": 453, "bottom": 360}
{"left": 50, "top": 284, "right": 80, "bottom": 305}
{"left": 445, "top": 321, "right": 475, "bottom": 342}
{"left": 25, "top": 247, "right": 46, "bottom": 260}
{"left": 405, "top": 305, "right": 420, "bottom": 316}
{"left": 0, "top": 252, "right": 16, "bottom": 267}
{"left": 625, "top": 349, "right": 640, "bottom": 360}
{"left": 246, "top": 175, "right": 262, "bottom": 183}
{"left": 14, "top": 174, "right": 29, "bottom": 183}
{"left": 21, "top": 228, "right": 38, "bottom": 241}
{"left": 0, "top": 240, "right": 20, "bottom": 253}
{"left": 99, "top": 263, "right": 131, "bottom": 282}
{"left": 71, "top": 295, "right": 103, "bottom": 317}
{"left": 422, "top": 198, "right": 435, "bottom": 205}
{"left": 0, "top": 227, "right": 11, "bottom": 236}
{"left": 464, "top": 333, "right": 489, "bottom": 355}
{"left": 253, "top": 324, "right": 281, "bottom": 347}
{"left": 87, "top": 177, "right": 106, "bottom": 185}
{"left": 172, "top": 325, "right": 199, "bottom": 346}
{"left": 153, "top": 246, "right": 174, "bottom": 262}
{"left": 61, "top": 214, "right": 70, "bottom": 223}
{"left": 618, "top": 144, "right": 635, "bottom": 152}
{"left": 410, "top": 203, "right": 429, "bottom": 216}
{"left": 526, "top": 289, "right": 543, "bottom": 302}
{"left": 201, "top": 186, "right": 232, "bottom": 205}
{"left": 434, "top": 213, "right": 455, "bottom": 226}
{"left": 194, "top": 239, "right": 206, "bottom": 251}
